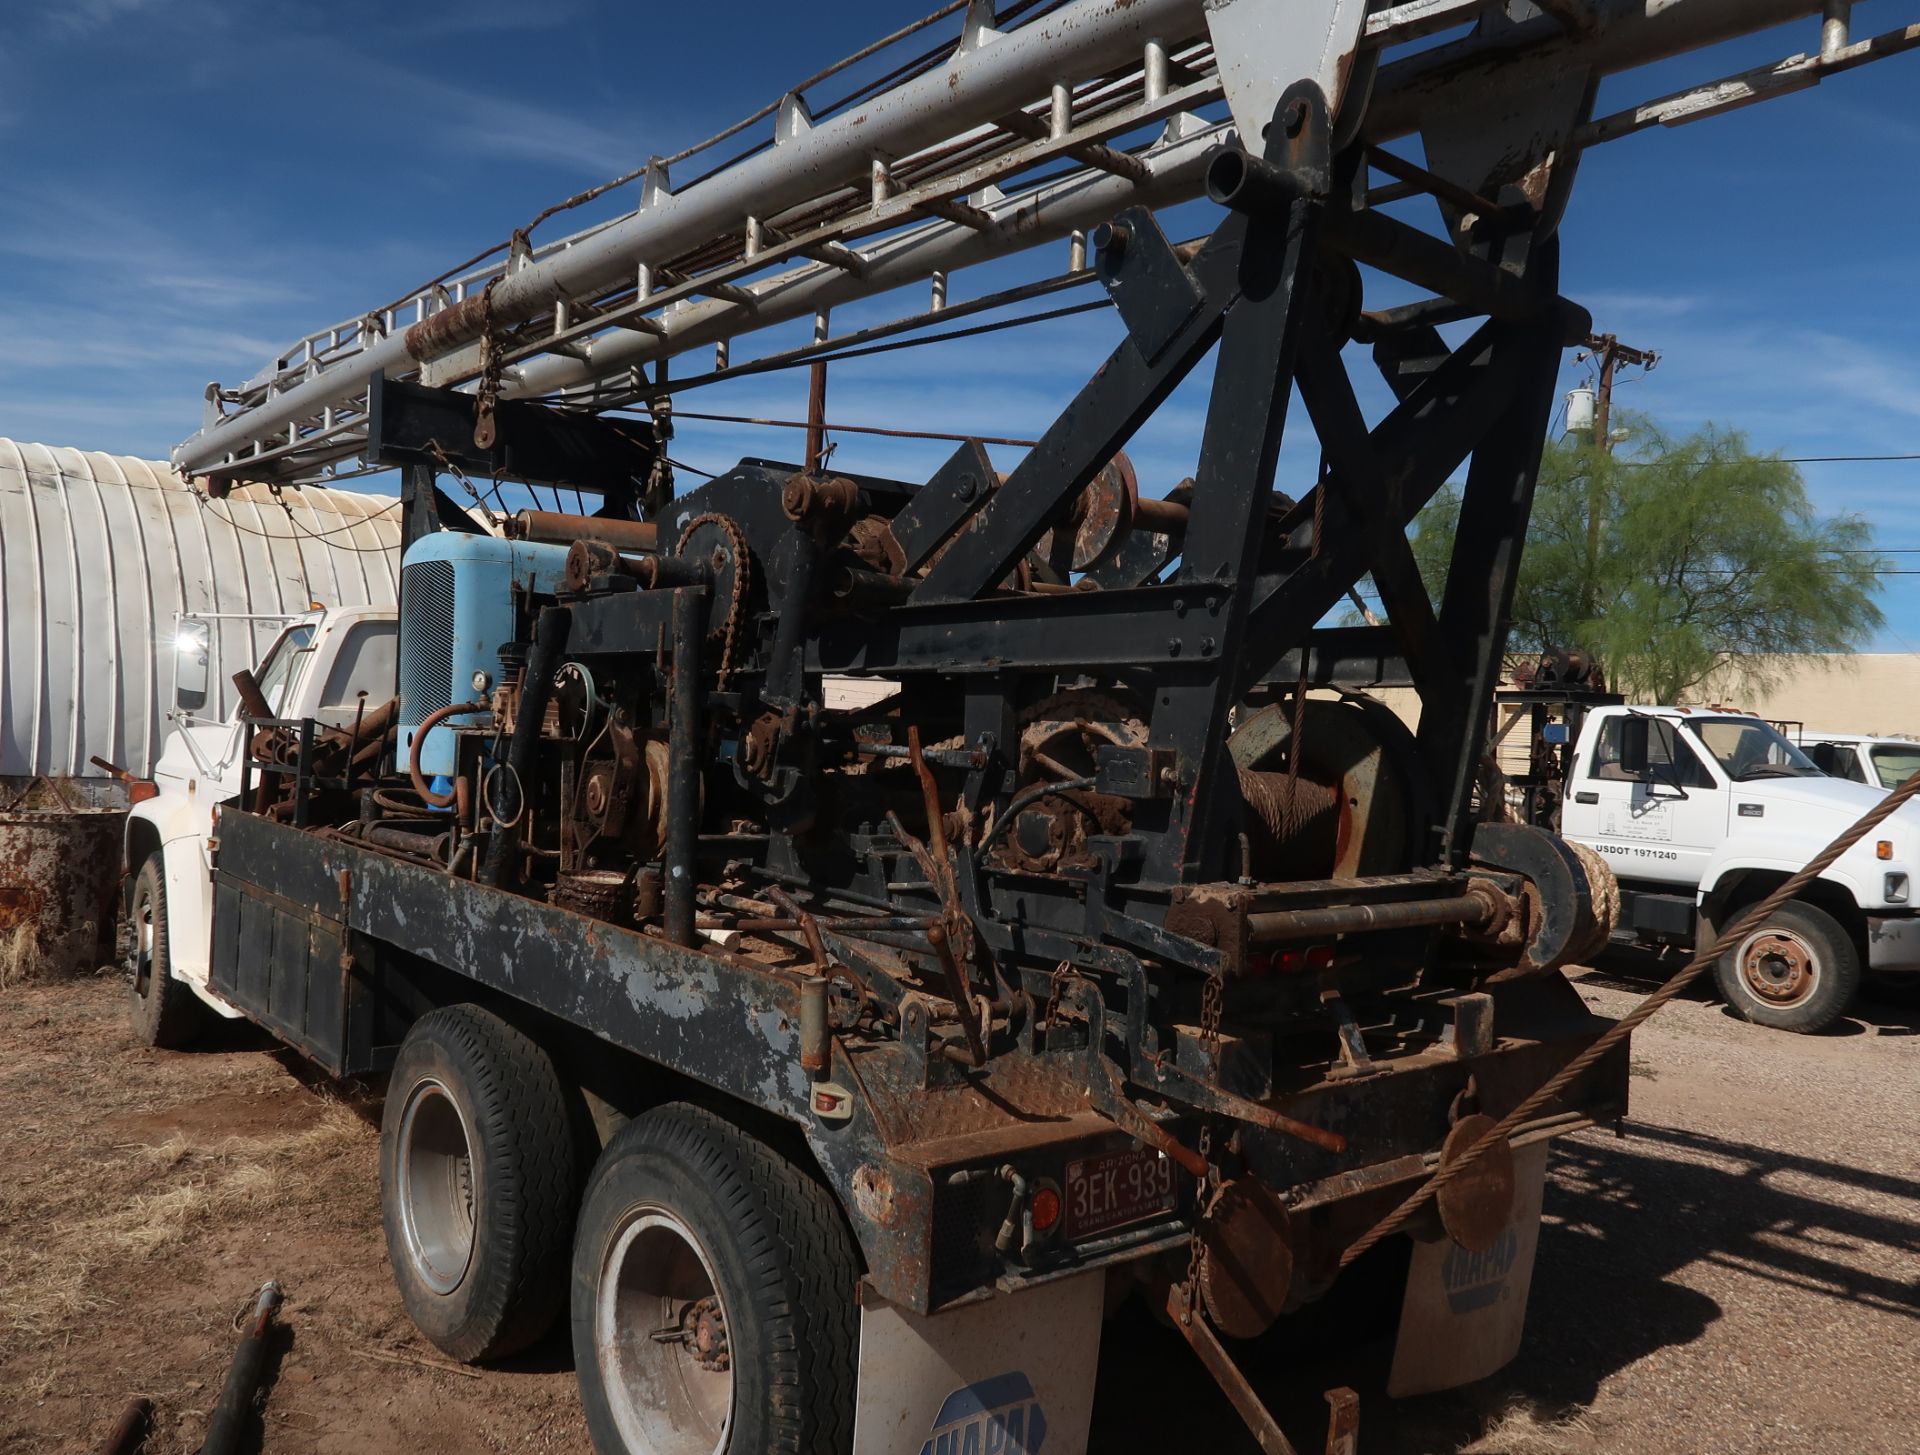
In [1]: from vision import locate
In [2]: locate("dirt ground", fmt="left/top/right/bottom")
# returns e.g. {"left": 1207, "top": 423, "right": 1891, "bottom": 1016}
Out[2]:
{"left": 1, "top": 964, "right": 1914, "bottom": 1454}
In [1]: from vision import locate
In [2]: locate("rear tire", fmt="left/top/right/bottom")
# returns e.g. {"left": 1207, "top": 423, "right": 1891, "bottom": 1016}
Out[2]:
{"left": 125, "top": 855, "right": 207, "bottom": 1049}
{"left": 380, "top": 1004, "right": 578, "bottom": 1361}
{"left": 572, "top": 1103, "right": 859, "bottom": 1455}
{"left": 1713, "top": 900, "right": 1860, "bottom": 1034}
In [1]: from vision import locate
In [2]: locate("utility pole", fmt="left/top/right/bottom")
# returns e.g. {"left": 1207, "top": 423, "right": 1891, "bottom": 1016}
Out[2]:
{"left": 1578, "top": 332, "right": 1658, "bottom": 620}
{"left": 1585, "top": 332, "right": 1659, "bottom": 454}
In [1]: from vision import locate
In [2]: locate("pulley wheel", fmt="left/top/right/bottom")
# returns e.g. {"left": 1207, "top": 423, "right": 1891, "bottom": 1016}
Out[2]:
{"left": 1435, "top": 1113, "right": 1515, "bottom": 1254}
{"left": 1198, "top": 1177, "right": 1295, "bottom": 1339}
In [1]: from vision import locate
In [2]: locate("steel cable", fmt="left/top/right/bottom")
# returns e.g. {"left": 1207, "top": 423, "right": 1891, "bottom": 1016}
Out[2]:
{"left": 1335, "top": 761, "right": 1920, "bottom": 1273}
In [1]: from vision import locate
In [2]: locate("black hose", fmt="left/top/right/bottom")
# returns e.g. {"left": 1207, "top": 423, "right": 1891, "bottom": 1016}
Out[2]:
{"left": 481, "top": 608, "right": 570, "bottom": 888}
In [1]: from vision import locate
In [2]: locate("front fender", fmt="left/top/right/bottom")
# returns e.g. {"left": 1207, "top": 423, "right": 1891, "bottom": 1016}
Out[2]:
{"left": 1699, "top": 851, "right": 1870, "bottom": 915}
{"left": 123, "top": 798, "right": 219, "bottom": 991}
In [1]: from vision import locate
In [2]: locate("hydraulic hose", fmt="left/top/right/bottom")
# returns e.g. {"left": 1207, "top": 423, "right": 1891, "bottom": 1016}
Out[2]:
{"left": 407, "top": 701, "right": 490, "bottom": 807}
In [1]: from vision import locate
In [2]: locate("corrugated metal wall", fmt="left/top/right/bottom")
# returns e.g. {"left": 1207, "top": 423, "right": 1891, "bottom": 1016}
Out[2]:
{"left": 0, "top": 439, "right": 399, "bottom": 779}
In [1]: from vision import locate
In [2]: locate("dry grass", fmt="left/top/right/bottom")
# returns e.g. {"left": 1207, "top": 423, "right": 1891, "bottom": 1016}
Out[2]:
{"left": 0, "top": 1102, "right": 372, "bottom": 1350}
{"left": 1462, "top": 1400, "right": 1600, "bottom": 1455}
{"left": 0, "top": 923, "right": 41, "bottom": 988}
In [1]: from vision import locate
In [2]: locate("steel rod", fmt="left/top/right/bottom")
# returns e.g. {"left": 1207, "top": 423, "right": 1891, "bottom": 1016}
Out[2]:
{"left": 664, "top": 587, "right": 706, "bottom": 946}
{"left": 1247, "top": 893, "right": 1493, "bottom": 944}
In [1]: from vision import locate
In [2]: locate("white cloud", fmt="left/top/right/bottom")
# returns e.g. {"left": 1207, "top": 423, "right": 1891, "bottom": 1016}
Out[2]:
{"left": 38, "top": 0, "right": 168, "bottom": 38}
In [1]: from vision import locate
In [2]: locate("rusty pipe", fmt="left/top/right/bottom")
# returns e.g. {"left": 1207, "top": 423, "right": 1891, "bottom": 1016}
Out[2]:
{"left": 1247, "top": 891, "right": 1497, "bottom": 945}
{"left": 200, "top": 1280, "right": 283, "bottom": 1455}
{"left": 95, "top": 1397, "right": 153, "bottom": 1455}
{"left": 408, "top": 702, "right": 489, "bottom": 808}
{"left": 508, "top": 510, "right": 659, "bottom": 553}
{"left": 926, "top": 921, "right": 987, "bottom": 1067}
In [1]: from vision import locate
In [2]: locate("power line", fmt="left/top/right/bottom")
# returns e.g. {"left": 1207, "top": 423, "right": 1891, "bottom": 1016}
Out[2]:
{"left": 1619, "top": 452, "right": 1920, "bottom": 467}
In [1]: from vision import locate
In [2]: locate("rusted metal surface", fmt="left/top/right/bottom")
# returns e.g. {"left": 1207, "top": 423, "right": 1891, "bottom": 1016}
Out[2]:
{"left": 1247, "top": 886, "right": 1497, "bottom": 944}
{"left": 509, "top": 509, "right": 660, "bottom": 553}
{"left": 1434, "top": 1112, "right": 1517, "bottom": 1253}
{"left": 1198, "top": 1177, "right": 1295, "bottom": 1338}
{"left": 1164, "top": 1281, "right": 1305, "bottom": 1455}
{"left": 94, "top": 1396, "right": 153, "bottom": 1455}
{"left": 1736, "top": 927, "right": 1818, "bottom": 1005}
{"left": 1323, "top": 1388, "right": 1360, "bottom": 1455}
{"left": 0, "top": 805, "right": 122, "bottom": 979}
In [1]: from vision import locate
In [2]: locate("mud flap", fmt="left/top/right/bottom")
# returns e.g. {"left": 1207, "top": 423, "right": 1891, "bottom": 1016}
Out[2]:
{"left": 1388, "top": 1141, "right": 1550, "bottom": 1398}
{"left": 853, "top": 1272, "right": 1105, "bottom": 1455}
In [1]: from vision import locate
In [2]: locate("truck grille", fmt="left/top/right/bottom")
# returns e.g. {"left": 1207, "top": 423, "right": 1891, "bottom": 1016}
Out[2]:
{"left": 399, "top": 559, "right": 456, "bottom": 727}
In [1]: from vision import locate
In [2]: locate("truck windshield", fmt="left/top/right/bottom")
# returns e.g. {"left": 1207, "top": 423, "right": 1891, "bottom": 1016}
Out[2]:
{"left": 1870, "top": 746, "right": 1920, "bottom": 790}
{"left": 254, "top": 624, "right": 317, "bottom": 716}
{"left": 1688, "top": 717, "right": 1818, "bottom": 782}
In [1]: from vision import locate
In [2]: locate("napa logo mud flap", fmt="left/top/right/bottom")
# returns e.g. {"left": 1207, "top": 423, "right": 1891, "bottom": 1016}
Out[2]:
{"left": 853, "top": 1273, "right": 1101, "bottom": 1455}
{"left": 1441, "top": 1226, "right": 1522, "bottom": 1315}
{"left": 1388, "top": 1141, "right": 1550, "bottom": 1399}
{"left": 917, "top": 1372, "right": 1047, "bottom": 1454}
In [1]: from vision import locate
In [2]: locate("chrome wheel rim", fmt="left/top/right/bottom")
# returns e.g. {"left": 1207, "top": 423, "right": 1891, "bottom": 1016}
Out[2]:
{"left": 127, "top": 879, "right": 155, "bottom": 1001}
{"left": 596, "top": 1204, "right": 733, "bottom": 1455}
{"left": 396, "top": 1078, "right": 477, "bottom": 1295}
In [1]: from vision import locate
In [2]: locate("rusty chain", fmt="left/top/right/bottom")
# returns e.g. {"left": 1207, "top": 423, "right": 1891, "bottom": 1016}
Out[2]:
{"left": 673, "top": 512, "right": 751, "bottom": 689}
{"left": 472, "top": 277, "right": 505, "bottom": 451}
{"left": 1179, "top": 961, "right": 1226, "bottom": 1324}
{"left": 1336, "top": 760, "right": 1920, "bottom": 1273}
{"left": 424, "top": 440, "right": 503, "bottom": 527}
{"left": 1042, "top": 959, "right": 1076, "bottom": 1032}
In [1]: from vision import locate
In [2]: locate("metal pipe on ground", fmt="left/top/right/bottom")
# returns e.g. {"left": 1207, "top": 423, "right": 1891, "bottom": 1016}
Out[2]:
{"left": 95, "top": 1397, "right": 153, "bottom": 1455}
{"left": 198, "top": 1280, "right": 282, "bottom": 1455}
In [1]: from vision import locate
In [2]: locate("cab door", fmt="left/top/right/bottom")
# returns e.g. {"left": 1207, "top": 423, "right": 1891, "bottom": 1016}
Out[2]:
{"left": 1568, "top": 715, "right": 1724, "bottom": 886}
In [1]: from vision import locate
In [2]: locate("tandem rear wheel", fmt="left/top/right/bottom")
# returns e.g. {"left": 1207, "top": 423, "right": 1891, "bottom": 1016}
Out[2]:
{"left": 571, "top": 1103, "right": 859, "bottom": 1455}
{"left": 380, "top": 1004, "right": 579, "bottom": 1361}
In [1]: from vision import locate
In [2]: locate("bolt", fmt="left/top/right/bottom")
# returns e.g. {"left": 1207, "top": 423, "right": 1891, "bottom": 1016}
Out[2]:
{"left": 956, "top": 473, "right": 978, "bottom": 502}
{"left": 1090, "top": 219, "right": 1131, "bottom": 260}
{"left": 1200, "top": 637, "right": 1216, "bottom": 656}
{"left": 1168, "top": 638, "right": 1182, "bottom": 657}
{"left": 1284, "top": 99, "right": 1309, "bottom": 138}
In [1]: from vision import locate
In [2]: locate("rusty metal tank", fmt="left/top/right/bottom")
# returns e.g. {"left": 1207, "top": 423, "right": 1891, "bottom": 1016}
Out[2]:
{"left": 0, "top": 794, "right": 122, "bottom": 980}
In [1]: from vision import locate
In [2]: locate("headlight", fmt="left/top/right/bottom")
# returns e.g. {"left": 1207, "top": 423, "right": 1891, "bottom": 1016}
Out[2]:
{"left": 1886, "top": 872, "right": 1909, "bottom": 904}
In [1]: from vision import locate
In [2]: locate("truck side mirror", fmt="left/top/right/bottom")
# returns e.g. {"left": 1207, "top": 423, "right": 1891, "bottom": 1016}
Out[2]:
{"left": 175, "top": 617, "right": 211, "bottom": 711}
{"left": 1619, "top": 716, "right": 1650, "bottom": 778}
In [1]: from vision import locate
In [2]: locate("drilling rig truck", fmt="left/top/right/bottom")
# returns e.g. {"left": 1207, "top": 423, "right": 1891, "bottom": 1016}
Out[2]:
{"left": 130, "top": 1, "right": 1920, "bottom": 1450}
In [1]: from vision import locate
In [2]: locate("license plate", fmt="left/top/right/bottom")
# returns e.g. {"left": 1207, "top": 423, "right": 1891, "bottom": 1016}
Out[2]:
{"left": 1064, "top": 1146, "right": 1179, "bottom": 1242}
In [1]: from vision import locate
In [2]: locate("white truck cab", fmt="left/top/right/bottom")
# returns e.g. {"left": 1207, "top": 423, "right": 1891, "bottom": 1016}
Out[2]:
{"left": 122, "top": 604, "right": 399, "bottom": 1045}
{"left": 1797, "top": 731, "right": 1920, "bottom": 793}
{"left": 1559, "top": 705, "right": 1920, "bottom": 1032}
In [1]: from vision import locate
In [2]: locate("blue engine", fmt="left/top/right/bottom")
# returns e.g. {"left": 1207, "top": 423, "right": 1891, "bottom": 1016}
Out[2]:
{"left": 397, "top": 534, "right": 572, "bottom": 776}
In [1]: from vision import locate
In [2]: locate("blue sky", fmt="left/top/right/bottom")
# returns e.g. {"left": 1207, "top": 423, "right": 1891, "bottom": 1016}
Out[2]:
{"left": 2, "top": 2, "right": 1918, "bottom": 645}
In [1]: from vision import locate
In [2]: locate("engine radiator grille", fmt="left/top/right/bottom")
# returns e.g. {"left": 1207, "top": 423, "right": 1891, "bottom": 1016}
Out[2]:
{"left": 398, "top": 559, "right": 456, "bottom": 729}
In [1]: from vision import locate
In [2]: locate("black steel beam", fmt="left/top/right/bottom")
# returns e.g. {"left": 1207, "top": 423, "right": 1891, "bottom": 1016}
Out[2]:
{"left": 367, "top": 375, "right": 657, "bottom": 497}
{"left": 908, "top": 215, "right": 1246, "bottom": 605}
{"left": 1418, "top": 247, "right": 1569, "bottom": 867}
